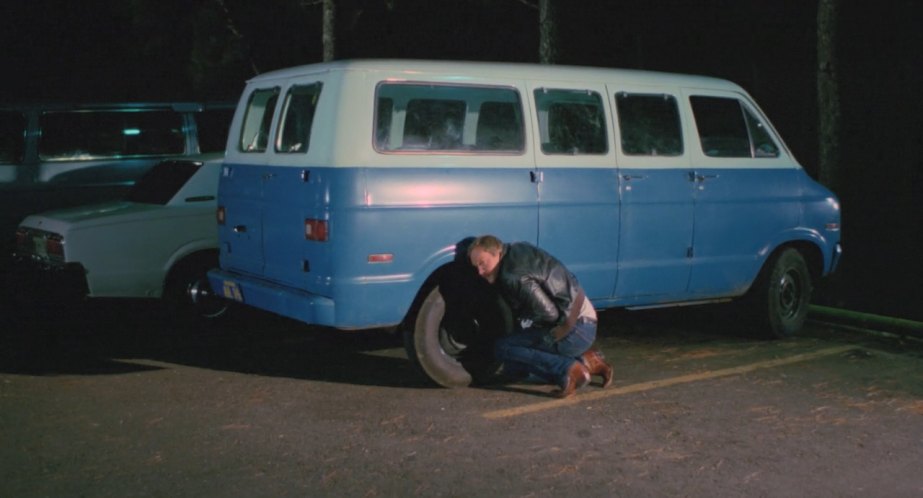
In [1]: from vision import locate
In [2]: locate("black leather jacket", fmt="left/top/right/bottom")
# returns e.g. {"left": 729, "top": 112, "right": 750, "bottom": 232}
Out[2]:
{"left": 495, "top": 242, "right": 584, "bottom": 329}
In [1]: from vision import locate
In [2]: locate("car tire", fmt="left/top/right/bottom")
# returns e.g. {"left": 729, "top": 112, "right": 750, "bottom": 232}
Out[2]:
{"left": 749, "top": 247, "right": 812, "bottom": 339}
{"left": 164, "top": 254, "right": 229, "bottom": 322}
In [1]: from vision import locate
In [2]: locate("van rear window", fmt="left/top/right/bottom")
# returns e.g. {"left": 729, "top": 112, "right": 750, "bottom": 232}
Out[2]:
{"left": 375, "top": 83, "right": 524, "bottom": 153}
{"left": 39, "top": 110, "right": 185, "bottom": 161}
{"left": 276, "top": 83, "right": 323, "bottom": 153}
{"left": 240, "top": 87, "right": 280, "bottom": 153}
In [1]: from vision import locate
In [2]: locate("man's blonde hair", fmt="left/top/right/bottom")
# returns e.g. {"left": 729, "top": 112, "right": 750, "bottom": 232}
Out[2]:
{"left": 468, "top": 234, "right": 504, "bottom": 257}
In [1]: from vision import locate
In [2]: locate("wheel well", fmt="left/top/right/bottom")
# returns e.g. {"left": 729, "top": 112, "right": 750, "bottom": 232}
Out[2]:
{"left": 164, "top": 249, "right": 219, "bottom": 288}
{"left": 745, "top": 242, "right": 822, "bottom": 297}
{"left": 400, "top": 264, "right": 454, "bottom": 330}
{"left": 770, "top": 241, "right": 823, "bottom": 281}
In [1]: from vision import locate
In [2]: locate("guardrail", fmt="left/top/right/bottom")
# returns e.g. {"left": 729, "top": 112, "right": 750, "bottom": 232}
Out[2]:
{"left": 809, "top": 304, "right": 923, "bottom": 341}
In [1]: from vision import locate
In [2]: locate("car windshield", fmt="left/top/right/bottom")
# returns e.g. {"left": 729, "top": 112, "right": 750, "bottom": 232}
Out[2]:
{"left": 126, "top": 160, "right": 201, "bottom": 205}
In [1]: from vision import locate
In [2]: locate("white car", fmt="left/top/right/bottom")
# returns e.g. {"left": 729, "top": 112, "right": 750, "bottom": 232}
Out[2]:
{"left": 11, "top": 153, "right": 227, "bottom": 319}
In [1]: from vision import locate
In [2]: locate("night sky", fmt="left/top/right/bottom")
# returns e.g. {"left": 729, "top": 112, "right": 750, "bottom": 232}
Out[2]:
{"left": 2, "top": 0, "right": 921, "bottom": 320}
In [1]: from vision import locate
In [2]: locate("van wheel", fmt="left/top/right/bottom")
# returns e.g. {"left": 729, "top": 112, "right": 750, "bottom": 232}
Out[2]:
{"left": 404, "top": 286, "right": 509, "bottom": 388}
{"left": 749, "top": 248, "right": 812, "bottom": 339}
{"left": 165, "top": 255, "right": 229, "bottom": 322}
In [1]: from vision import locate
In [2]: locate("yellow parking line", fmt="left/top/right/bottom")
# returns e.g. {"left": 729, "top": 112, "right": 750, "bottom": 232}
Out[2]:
{"left": 483, "top": 345, "right": 856, "bottom": 420}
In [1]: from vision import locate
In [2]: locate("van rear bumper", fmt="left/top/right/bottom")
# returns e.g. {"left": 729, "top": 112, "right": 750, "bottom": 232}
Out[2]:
{"left": 207, "top": 269, "right": 336, "bottom": 326}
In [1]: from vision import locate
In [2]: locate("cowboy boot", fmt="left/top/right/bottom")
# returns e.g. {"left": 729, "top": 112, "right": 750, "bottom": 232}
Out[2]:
{"left": 581, "top": 349, "right": 613, "bottom": 388}
{"left": 555, "top": 361, "right": 591, "bottom": 398}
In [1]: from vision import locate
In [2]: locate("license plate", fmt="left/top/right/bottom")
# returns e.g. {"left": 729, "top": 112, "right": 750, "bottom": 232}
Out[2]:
{"left": 221, "top": 280, "right": 244, "bottom": 302}
{"left": 32, "top": 236, "right": 47, "bottom": 258}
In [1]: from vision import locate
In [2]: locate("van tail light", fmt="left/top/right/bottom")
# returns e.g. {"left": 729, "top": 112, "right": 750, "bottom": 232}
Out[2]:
{"left": 305, "top": 219, "right": 329, "bottom": 242}
{"left": 217, "top": 206, "right": 226, "bottom": 225}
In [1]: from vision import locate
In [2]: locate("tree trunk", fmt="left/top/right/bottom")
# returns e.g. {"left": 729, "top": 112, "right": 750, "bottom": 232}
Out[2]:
{"left": 538, "top": 0, "right": 557, "bottom": 64}
{"left": 322, "top": 0, "right": 336, "bottom": 61}
{"left": 214, "top": 0, "right": 260, "bottom": 75}
{"left": 817, "top": 0, "right": 840, "bottom": 189}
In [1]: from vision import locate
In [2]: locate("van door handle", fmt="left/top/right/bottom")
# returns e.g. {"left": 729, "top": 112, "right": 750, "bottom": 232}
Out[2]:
{"left": 233, "top": 225, "right": 247, "bottom": 233}
{"left": 689, "top": 171, "right": 720, "bottom": 182}
{"left": 530, "top": 171, "right": 543, "bottom": 183}
{"left": 622, "top": 174, "right": 646, "bottom": 181}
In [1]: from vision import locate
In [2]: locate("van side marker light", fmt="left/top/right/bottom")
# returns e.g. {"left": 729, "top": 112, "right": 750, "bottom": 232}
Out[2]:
{"left": 826, "top": 223, "right": 840, "bottom": 231}
{"left": 368, "top": 254, "right": 394, "bottom": 264}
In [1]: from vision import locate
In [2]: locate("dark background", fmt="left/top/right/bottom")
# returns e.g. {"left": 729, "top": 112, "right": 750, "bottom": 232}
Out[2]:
{"left": 1, "top": 0, "right": 920, "bottom": 320}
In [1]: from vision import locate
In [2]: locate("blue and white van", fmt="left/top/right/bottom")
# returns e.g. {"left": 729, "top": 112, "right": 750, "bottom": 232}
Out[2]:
{"left": 209, "top": 60, "right": 842, "bottom": 387}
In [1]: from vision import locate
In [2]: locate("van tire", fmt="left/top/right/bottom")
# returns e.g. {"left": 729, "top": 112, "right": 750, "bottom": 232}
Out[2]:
{"left": 404, "top": 285, "right": 510, "bottom": 388}
{"left": 749, "top": 248, "right": 812, "bottom": 339}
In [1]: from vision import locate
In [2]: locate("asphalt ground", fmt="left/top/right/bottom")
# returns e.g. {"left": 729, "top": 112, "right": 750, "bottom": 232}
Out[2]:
{"left": 2, "top": 301, "right": 922, "bottom": 497}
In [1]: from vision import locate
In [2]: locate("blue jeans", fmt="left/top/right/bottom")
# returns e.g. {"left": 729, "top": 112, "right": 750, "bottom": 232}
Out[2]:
{"left": 493, "top": 320, "right": 597, "bottom": 388}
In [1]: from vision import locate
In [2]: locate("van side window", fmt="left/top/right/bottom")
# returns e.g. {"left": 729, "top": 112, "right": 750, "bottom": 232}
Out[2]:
{"left": 375, "top": 83, "right": 524, "bottom": 153}
{"left": 534, "top": 89, "right": 607, "bottom": 155}
{"left": 615, "top": 93, "right": 683, "bottom": 156}
{"left": 276, "top": 83, "right": 323, "bottom": 153}
{"left": 476, "top": 102, "right": 524, "bottom": 151}
{"left": 376, "top": 98, "right": 393, "bottom": 149}
{"left": 690, "top": 96, "right": 779, "bottom": 158}
{"left": 0, "top": 111, "right": 26, "bottom": 164}
{"left": 239, "top": 87, "right": 280, "bottom": 153}
{"left": 38, "top": 110, "right": 185, "bottom": 161}
{"left": 405, "top": 99, "right": 466, "bottom": 149}
{"left": 743, "top": 107, "right": 780, "bottom": 157}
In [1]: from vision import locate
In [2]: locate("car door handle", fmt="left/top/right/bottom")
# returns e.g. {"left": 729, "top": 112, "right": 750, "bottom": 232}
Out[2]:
{"left": 233, "top": 225, "right": 247, "bottom": 233}
{"left": 622, "top": 174, "right": 647, "bottom": 181}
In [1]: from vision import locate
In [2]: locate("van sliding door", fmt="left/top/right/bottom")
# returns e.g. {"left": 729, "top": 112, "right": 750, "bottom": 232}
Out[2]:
{"left": 610, "top": 88, "right": 694, "bottom": 301}
{"left": 531, "top": 83, "right": 619, "bottom": 300}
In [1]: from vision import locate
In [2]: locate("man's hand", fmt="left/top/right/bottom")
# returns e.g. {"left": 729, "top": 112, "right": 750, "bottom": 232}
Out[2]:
{"left": 551, "top": 324, "right": 570, "bottom": 341}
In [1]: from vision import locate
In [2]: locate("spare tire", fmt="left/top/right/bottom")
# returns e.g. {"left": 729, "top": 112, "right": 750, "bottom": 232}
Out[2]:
{"left": 404, "top": 284, "right": 512, "bottom": 388}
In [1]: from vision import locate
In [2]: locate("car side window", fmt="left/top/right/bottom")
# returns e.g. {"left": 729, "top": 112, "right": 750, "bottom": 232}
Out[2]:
{"left": 0, "top": 111, "right": 26, "bottom": 164}
{"left": 239, "top": 87, "right": 280, "bottom": 153}
{"left": 196, "top": 107, "right": 234, "bottom": 153}
{"left": 690, "top": 95, "right": 779, "bottom": 158}
{"left": 615, "top": 92, "right": 683, "bottom": 156}
{"left": 127, "top": 160, "right": 201, "bottom": 205}
{"left": 276, "top": 83, "right": 323, "bottom": 153}
{"left": 38, "top": 110, "right": 185, "bottom": 160}
{"left": 534, "top": 88, "right": 607, "bottom": 155}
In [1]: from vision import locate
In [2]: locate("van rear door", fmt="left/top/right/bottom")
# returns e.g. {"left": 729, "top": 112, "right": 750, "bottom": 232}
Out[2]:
{"left": 218, "top": 86, "right": 280, "bottom": 278}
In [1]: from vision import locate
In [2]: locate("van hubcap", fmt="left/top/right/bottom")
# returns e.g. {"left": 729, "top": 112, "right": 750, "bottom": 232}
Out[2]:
{"left": 778, "top": 270, "right": 802, "bottom": 320}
